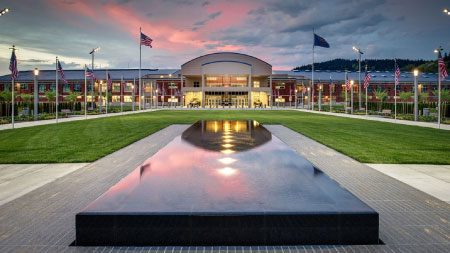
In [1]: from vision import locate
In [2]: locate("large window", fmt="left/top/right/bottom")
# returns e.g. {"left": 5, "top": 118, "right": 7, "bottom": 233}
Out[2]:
{"left": 168, "top": 83, "right": 178, "bottom": 89}
{"left": 73, "top": 84, "right": 82, "bottom": 92}
{"left": 4, "top": 84, "right": 11, "bottom": 91}
{"left": 422, "top": 84, "right": 428, "bottom": 93}
{"left": 253, "top": 81, "right": 260, "bottom": 88}
{"left": 125, "top": 83, "right": 133, "bottom": 92}
{"left": 63, "top": 84, "right": 70, "bottom": 93}
{"left": 20, "top": 83, "right": 28, "bottom": 90}
{"left": 49, "top": 84, "right": 56, "bottom": 91}
{"left": 194, "top": 81, "right": 200, "bottom": 87}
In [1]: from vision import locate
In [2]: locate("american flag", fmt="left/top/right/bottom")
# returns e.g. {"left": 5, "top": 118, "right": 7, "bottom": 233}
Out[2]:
{"left": 57, "top": 60, "right": 67, "bottom": 84}
{"left": 364, "top": 69, "right": 371, "bottom": 89}
{"left": 141, "top": 32, "right": 153, "bottom": 48}
{"left": 394, "top": 60, "right": 400, "bottom": 85}
{"left": 345, "top": 71, "right": 350, "bottom": 91}
{"left": 86, "top": 67, "right": 98, "bottom": 82}
{"left": 438, "top": 51, "right": 448, "bottom": 80}
{"left": 107, "top": 73, "right": 112, "bottom": 90}
{"left": 9, "top": 50, "right": 18, "bottom": 81}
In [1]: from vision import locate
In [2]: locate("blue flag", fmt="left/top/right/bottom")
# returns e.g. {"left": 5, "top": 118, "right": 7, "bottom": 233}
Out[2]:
{"left": 314, "top": 33, "right": 330, "bottom": 48}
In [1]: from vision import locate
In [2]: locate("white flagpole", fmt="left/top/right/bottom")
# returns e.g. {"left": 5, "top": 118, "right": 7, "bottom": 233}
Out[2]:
{"left": 121, "top": 75, "right": 123, "bottom": 113}
{"left": 438, "top": 58, "right": 441, "bottom": 129}
{"left": 330, "top": 73, "right": 332, "bottom": 112}
{"left": 84, "top": 65, "right": 87, "bottom": 119}
{"left": 318, "top": 79, "right": 321, "bottom": 111}
{"left": 11, "top": 78, "right": 15, "bottom": 129}
{"left": 365, "top": 65, "right": 368, "bottom": 119}
{"left": 106, "top": 70, "right": 108, "bottom": 114}
{"left": 394, "top": 58, "right": 397, "bottom": 121}
{"left": 345, "top": 71, "right": 348, "bottom": 113}
{"left": 139, "top": 27, "right": 142, "bottom": 111}
{"left": 55, "top": 57, "right": 59, "bottom": 123}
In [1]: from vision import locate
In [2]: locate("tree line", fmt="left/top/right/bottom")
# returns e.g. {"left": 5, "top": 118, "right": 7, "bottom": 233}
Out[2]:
{"left": 293, "top": 54, "right": 450, "bottom": 72}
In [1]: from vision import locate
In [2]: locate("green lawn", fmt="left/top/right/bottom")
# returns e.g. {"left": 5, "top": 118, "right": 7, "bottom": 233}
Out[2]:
{"left": 1, "top": 110, "right": 449, "bottom": 164}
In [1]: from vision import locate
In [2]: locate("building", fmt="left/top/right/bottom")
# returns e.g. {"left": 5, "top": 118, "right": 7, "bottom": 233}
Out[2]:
{"left": 0, "top": 52, "right": 449, "bottom": 108}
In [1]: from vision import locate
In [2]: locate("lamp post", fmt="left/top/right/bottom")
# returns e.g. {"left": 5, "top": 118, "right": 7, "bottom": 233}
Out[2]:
{"left": 414, "top": 69, "right": 419, "bottom": 121}
{"left": 350, "top": 80, "right": 354, "bottom": 114}
{"left": 89, "top": 47, "right": 100, "bottom": 110}
{"left": 307, "top": 87, "right": 311, "bottom": 110}
{"left": 0, "top": 8, "right": 10, "bottom": 17}
{"left": 99, "top": 80, "right": 103, "bottom": 113}
{"left": 33, "top": 68, "right": 39, "bottom": 121}
{"left": 353, "top": 46, "right": 364, "bottom": 111}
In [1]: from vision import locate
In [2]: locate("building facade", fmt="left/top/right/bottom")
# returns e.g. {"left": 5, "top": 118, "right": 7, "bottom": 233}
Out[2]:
{"left": 0, "top": 52, "right": 449, "bottom": 108}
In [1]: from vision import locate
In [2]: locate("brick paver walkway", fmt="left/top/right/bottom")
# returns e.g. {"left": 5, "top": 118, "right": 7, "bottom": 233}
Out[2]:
{"left": 0, "top": 124, "right": 449, "bottom": 252}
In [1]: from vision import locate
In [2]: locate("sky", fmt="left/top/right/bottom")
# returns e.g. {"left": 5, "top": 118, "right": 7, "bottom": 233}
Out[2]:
{"left": 0, "top": 0, "right": 449, "bottom": 75}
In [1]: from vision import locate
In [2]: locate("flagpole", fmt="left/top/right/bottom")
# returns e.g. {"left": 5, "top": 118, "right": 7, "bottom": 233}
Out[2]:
{"left": 84, "top": 65, "right": 87, "bottom": 119}
{"left": 345, "top": 70, "right": 348, "bottom": 113}
{"left": 365, "top": 65, "right": 368, "bottom": 119}
{"left": 121, "top": 75, "right": 123, "bottom": 113}
{"left": 106, "top": 70, "right": 108, "bottom": 114}
{"left": 10, "top": 45, "right": 16, "bottom": 129}
{"left": 394, "top": 58, "right": 397, "bottom": 121}
{"left": 139, "top": 27, "right": 142, "bottom": 111}
{"left": 318, "top": 79, "right": 321, "bottom": 111}
{"left": 56, "top": 57, "right": 59, "bottom": 123}
{"left": 438, "top": 58, "right": 441, "bottom": 129}
{"left": 133, "top": 77, "right": 136, "bottom": 111}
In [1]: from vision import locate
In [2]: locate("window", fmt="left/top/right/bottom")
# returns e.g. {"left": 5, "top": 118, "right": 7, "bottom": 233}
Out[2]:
{"left": 168, "top": 83, "right": 178, "bottom": 89}
{"left": 39, "top": 84, "right": 46, "bottom": 93}
{"left": 236, "top": 77, "right": 247, "bottom": 81}
{"left": 113, "top": 83, "right": 121, "bottom": 92}
{"left": 253, "top": 81, "right": 260, "bottom": 88}
{"left": 124, "top": 96, "right": 132, "bottom": 102}
{"left": 73, "top": 84, "right": 82, "bottom": 92}
{"left": 125, "top": 83, "right": 133, "bottom": 92}
{"left": 194, "top": 81, "right": 200, "bottom": 87}
{"left": 206, "top": 77, "right": 217, "bottom": 81}
{"left": 368, "top": 85, "right": 373, "bottom": 93}
{"left": 63, "top": 84, "right": 70, "bottom": 93}
{"left": 422, "top": 85, "right": 428, "bottom": 93}
{"left": 20, "top": 83, "right": 28, "bottom": 90}
{"left": 4, "top": 84, "right": 10, "bottom": 91}
{"left": 87, "top": 84, "right": 92, "bottom": 92}
{"left": 112, "top": 95, "right": 121, "bottom": 102}
{"left": 50, "top": 84, "right": 56, "bottom": 91}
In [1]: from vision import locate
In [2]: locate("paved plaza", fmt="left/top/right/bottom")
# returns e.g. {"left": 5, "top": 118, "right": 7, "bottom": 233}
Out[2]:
{"left": 0, "top": 125, "right": 449, "bottom": 252}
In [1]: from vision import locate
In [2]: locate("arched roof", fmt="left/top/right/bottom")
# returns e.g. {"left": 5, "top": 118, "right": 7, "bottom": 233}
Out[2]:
{"left": 181, "top": 52, "right": 272, "bottom": 67}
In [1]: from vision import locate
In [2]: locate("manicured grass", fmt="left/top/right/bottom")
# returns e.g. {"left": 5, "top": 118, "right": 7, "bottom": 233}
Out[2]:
{"left": 1, "top": 110, "right": 449, "bottom": 164}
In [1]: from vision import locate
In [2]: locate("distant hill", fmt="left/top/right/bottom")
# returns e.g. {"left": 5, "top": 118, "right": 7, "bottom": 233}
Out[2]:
{"left": 293, "top": 55, "right": 450, "bottom": 73}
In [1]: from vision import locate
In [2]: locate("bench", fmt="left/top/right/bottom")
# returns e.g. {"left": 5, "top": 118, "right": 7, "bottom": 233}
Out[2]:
{"left": 61, "top": 109, "right": 72, "bottom": 116}
{"left": 380, "top": 109, "right": 391, "bottom": 116}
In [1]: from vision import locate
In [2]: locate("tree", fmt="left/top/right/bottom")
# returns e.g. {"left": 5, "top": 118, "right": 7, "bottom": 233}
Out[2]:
{"left": 374, "top": 89, "right": 387, "bottom": 112}
{"left": 0, "top": 91, "right": 18, "bottom": 117}
{"left": 399, "top": 91, "right": 412, "bottom": 114}
{"left": 45, "top": 91, "right": 56, "bottom": 113}
{"left": 65, "top": 91, "right": 80, "bottom": 111}
{"left": 432, "top": 89, "right": 450, "bottom": 119}
{"left": 419, "top": 92, "right": 428, "bottom": 103}
{"left": 21, "top": 94, "right": 33, "bottom": 102}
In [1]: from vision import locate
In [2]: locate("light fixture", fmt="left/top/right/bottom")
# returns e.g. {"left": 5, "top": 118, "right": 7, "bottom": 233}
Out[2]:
{"left": 89, "top": 47, "right": 100, "bottom": 54}
{"left": 350, "top": 80, "right": 354, "bottom": 85}
{"left": 33, "top": 68, "right": 39, "bottom": 76}
{"left": 444, "top": 8, "right": 449, "bottom": 13}
{"left": 160, "top": 75, "right": 163, "bottom": 78}
{"left": 413, "top": 69, "right": 419, "bottom": 77}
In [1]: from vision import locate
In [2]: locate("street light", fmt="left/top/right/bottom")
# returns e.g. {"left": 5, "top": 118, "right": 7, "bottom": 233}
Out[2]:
{"left": 444, "top": 9, "right": 450, "bottom": 15}
{"left": 353, "top": 46, "right": 364, "bottom": 111}
{"left": 350, "top": 80, "right": 354, "bottom": 113}
{"left": 33, "top": 68, "right": 39, "bottom": 121}
{"left": 413, "top": 69, "right": 419, "bottom": 121}
{"left": 0, "top": 8, "right": 10, "bottom": 16}
{"left": 89, "top": 47, "right": 100, "bottom": 110}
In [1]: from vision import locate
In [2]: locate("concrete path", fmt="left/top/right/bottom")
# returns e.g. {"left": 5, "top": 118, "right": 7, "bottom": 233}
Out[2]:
{"left": 0, "top": 108, "right": 158, "bottom": 131}
{"left": 366, "top": 164, "right": 450, "bottom": 204}
{"left": 295, "top": 108, "right": 450, "bottom": 130}
{"left": 0, "top": 163, "right": 88, "bottom": 206}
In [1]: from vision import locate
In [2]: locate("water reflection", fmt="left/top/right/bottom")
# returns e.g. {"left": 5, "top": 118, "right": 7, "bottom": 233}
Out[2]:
{"left": 181, "top": 120, "right": 271, "bottom": 153}
{"left": 82, "top": 120, "right": 373, "bottom": 214}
